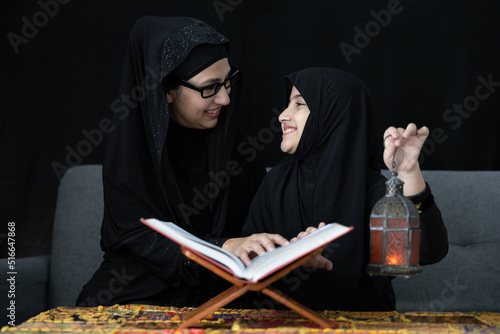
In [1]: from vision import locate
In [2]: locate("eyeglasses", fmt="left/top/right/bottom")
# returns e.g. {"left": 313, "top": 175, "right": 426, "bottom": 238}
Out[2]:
{"left": 174, "top": 69, "right": 240, "bottom": 98}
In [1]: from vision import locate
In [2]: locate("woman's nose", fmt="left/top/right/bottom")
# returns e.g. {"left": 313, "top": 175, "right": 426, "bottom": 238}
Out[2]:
{"left": 214, "top": 86, "right": 231, "bottom": 105}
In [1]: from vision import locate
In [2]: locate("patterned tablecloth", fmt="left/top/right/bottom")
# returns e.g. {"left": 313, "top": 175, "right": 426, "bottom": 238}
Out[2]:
{"left": 2, "top": 304, "right": 500, "bottom": 333}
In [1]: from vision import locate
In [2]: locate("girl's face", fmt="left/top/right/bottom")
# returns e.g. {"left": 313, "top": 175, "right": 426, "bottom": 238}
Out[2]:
{"left": 166, "top": 58, "right": 232, "bottom": 129}
{"left": 278, "top": 86, "right": 311, "bottom": 154}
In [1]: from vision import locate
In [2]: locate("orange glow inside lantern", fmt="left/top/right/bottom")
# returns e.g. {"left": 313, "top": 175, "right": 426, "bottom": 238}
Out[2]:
{"left": 366, "top": 171, "right": 422, "bottom": 278}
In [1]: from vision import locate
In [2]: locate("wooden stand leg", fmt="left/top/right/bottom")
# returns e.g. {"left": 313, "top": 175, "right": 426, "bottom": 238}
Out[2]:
{"left": 261, "top": 286, "right": 331, "bottom": 328}
{"left": 179, "top": 284, "right": 250, "bottom": 329}
{"left": 179, "top": 246, "right": 331, "bottom": 328}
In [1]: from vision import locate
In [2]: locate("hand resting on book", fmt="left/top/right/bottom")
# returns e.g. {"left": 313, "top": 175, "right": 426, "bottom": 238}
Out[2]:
{"left": 222, "top": 223, "right": 333, "bottom": 270}
{"left": 222, "top": 233, "right": 289, "bottom": 265}
{"left": 290, "top": 222, "right": 333, "bottom": 271}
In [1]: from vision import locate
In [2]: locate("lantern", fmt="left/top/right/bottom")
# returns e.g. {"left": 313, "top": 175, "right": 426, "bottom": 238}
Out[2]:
{"left": 366, "top": 170, "right": 421, "bottom": 277}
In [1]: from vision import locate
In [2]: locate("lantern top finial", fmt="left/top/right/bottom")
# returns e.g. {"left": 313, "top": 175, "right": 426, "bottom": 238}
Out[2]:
{"left": 371, "top": 170, "right": 419, "bottom": 217}
{"left": 386, "top": 170, "right": 404, "bottom": 196}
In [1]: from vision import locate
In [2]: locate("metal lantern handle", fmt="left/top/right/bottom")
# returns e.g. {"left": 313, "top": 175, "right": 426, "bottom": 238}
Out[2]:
{"left": 391, "top": 147, "right": 398, "bottom": 171}
{"left": 391, "top": 147, "right": 412, "bottom": 250}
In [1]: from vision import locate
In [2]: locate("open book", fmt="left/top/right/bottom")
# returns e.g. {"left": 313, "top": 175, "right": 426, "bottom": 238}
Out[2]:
{"left": 141, "top": 218, "right": 353, "bottom": 283}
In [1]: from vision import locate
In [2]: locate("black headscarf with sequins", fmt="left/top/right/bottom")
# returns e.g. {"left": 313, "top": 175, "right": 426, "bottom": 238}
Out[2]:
{"left": 77, "top": 16, "right": 264, "bottom": 307}
{"left": 101, "top": 15, "right": 238, "bottom": 245}
{"left": 242, "top": 68, "right": 393, "bottom": 311}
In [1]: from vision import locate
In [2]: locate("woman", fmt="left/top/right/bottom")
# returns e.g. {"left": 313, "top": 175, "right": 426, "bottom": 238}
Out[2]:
{"left": 225, "top": 68, "right": 448, "bottom": 311}
{"left": 77, "top": 16, "right": 271, "bottom": 307}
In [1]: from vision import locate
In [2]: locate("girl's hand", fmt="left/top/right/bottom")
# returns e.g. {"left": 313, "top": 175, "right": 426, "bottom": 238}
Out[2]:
{"left": 383, "top": 123, "right": 428, "bottom": 195}
{"left": 223, "top": 233, "right": 289, "bottom": 266}
{"left": 290, "top": 222, "right": 333, "bottom": 270}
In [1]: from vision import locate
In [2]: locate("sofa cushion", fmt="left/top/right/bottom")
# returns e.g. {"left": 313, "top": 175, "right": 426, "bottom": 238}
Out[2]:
{"left": 390, "top": 170, "right": 500, "bottom": 312}
{"left": 0, "top": 255, "right": 50, "bottom": 326}
{"left": 49, "top": 165, "right": 105, "bottom": 308}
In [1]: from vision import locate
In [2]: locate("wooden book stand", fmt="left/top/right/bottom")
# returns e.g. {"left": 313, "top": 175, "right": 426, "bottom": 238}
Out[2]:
{"left": 178, "top": 246, "right": 331, "bottom": 328}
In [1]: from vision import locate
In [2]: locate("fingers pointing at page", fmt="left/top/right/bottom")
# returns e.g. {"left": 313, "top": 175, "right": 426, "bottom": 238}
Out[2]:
{"left": 290, "top": 222, "right": 327, "bottom": 242}
{"left": 223, "top": 233, "right": 289, "bottom": 266}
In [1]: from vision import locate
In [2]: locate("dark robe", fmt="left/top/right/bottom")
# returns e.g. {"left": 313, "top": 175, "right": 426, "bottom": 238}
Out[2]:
{"left": 242, "top": 68, "right": 448, "bottom": 311}
{"left": 77, "top": 16, "right": 265, "bottom": 307}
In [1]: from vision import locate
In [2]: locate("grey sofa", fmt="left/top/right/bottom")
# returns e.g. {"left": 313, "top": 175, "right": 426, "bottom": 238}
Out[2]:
{"left": 1, "top": 165, "right": 499, "bottom": 326}
{"left": 0, "top": 165, "right": 105, "bottom": 326}
{"left": 388, "top": 170, "right": 500, "bottom": 312}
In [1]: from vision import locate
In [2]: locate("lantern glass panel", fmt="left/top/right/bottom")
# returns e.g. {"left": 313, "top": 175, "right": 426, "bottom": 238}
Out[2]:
{"left": 385, "top": 230, "right": 408, "bottom": 265}
{"left": 370, "top": 230, "right": 383, "bottom": 264}
{"left": 371, "top": 218, "right": 383, "bottom": 227}
{"left": 386, "top": 218, "right": 408, "bottom": 229}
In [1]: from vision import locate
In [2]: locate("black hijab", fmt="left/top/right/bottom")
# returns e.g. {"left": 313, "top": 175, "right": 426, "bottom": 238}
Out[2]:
{"left": 243, "top": 68, "right": 391, "bottom": 310}
{"left": 101, "top": 16, "right": 238, "bottom": 249}
{"left": 78, "top": 17, "right": 263, "bottom": 307}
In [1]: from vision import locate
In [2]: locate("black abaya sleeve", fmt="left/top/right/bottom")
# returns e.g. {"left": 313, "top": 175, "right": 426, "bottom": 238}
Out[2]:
{"left": 119, "top": 228, "right": 205, "bottom": 284}
{"left": 417, "top": 202, "right": 449, "bottom": 264}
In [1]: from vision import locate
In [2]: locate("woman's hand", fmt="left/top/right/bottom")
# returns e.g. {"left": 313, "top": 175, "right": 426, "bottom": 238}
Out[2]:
{"left": 383, "top": 123, "right": 428, "bottom": 195}
{"left": 222, "top": 233, "right": 289, "bottom": 266}
{"left": 290, "top": 222, "right": 333, "bottom": 271}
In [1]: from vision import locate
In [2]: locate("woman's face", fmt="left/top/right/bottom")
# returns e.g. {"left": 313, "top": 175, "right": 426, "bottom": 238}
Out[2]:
{"left": 278, "top": 86, "right": 311, "bottom": 154}
{"left": 166, "top": 58, "right": 232, "bottom": 129}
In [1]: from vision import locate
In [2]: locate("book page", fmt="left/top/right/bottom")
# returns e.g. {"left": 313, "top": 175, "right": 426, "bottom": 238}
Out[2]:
{"left": 141, "top": 218, "right": 247, "bottom": 277}
{"left": 243, "top": 223, "right": 353, "bottom": 282}
{"left": 142, "top": 218, "right": 352, "bottom": 283}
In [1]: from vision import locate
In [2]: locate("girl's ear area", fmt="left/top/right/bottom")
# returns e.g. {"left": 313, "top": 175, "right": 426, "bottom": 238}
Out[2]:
{"left": 166, "top": 89, "right": 174, "bottom": 104}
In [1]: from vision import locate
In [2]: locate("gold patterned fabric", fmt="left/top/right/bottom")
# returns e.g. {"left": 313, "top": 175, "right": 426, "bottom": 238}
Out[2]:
{"left": 2, "top": 305, "right": 500, "bottom": 333}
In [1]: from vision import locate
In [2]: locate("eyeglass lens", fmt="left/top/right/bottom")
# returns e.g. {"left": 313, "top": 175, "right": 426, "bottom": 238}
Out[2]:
{"left": 202, "top": 71, "right": 238, "bottom": 98}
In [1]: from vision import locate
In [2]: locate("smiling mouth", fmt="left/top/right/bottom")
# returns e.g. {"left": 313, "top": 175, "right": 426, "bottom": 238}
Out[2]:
{"left": 204, "top": 108, "right": 221, "bottom": 118}
{"left": 283, "top": 127, "right": 296, "bottom": 135}
{"left": 206, "top": 108, "right": 220, "bottom": 114}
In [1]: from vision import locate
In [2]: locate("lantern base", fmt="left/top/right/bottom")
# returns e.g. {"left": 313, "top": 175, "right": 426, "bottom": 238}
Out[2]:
{"left": 366, "top": 264, "right": 422, "bottom": 278}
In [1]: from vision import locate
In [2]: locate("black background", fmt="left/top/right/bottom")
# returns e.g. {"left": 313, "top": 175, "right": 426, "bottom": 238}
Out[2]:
{"left": 1, "top": 0, "right": 499, "bottom": 258}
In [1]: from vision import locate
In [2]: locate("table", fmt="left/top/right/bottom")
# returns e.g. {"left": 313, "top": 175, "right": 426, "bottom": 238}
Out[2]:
{"left": 1, "top": 304, "right": 499, "bottom": 333}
